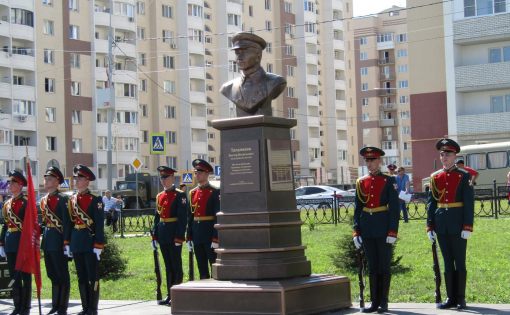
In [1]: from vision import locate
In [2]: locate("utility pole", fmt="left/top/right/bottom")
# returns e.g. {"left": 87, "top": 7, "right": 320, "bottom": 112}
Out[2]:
{"left": 107, "top": 0, "right": 115, "bottom": 190}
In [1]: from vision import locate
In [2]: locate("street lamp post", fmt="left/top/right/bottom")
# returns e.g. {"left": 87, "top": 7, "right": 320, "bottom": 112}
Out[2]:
{"left": 107, "top": 0, "right": 115, "bottom": 190}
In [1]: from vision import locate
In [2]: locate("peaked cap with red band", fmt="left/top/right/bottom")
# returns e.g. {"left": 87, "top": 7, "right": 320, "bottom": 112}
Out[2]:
{"left": 435, "top": 138, "right": 460, "bottom": 153}
{"left": 359, "top": 146, "right": 385, "bottom": 159}
{"left": 192, "top": 159, "right": 213, "bottom": 173}
{"left": 44, "top": 166, "right": 65, "bottom": 184}
{"left": 73, "top": 164, "right": 96, "bottom": 181}
{"left": 157, "top": 166, "right": 176, "bottom": 177}
{"left": 387, "top": 164, "right": 397, "bottom": 171}
{"left": 9, "top": 170, "right": 27, "bottom": 187}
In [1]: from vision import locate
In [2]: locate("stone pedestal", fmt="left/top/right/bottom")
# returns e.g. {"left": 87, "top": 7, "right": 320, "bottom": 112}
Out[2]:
{"left": 171, "top": 116, "right": 350, "bottom": 314}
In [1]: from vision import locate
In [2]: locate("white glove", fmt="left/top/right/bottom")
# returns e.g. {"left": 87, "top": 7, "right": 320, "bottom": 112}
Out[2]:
{"left": 151, "top": 240, "right": 158, "bottom": 250}
{"left": 211, "top": 241, "right": 219, "bottom": 249}
{"left": 186, "top": 241, "right": 193, "bottom": 252}
{"left": 353, "top": 236, "right": 362, "bottom": 250}
{"left": 461, "top": 230, "right": 472, "bottom": 239}
{"left": 0, "top": 246, "right": 5, "bottom": 258}
{"left": 427, "top": 231, "right": 436, "bottom": 243}
{"left": 93, "top": 248, "right": 102, "bottom": 261}
{"left": 175, "top": 242, "right": 182, "bottom": 247}
{"left": 386, "top": 236, "right": 397, "bottom": 244}
{"left": 64, "top": 245, "right": 73, "bottom": 258}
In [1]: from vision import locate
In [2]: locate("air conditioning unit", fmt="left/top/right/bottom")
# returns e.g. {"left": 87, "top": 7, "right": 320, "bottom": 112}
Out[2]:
{"left": 18, "top": 115, "right": 27, "bottom": 122}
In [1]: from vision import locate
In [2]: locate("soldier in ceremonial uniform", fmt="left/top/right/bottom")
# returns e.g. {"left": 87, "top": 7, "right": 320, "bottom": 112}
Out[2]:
{"left": 187, "top": 159, "right": 220, "bottom": 279}
{"left": 353, "top": 147, "right": 399, "bottom": 313}
{"left": 65, "top": 165, "right": 104, "bottom": 315}
{"left": 151, "top": 166, "right": 187, "bottom": 306}
{"left": 0, "top": 171, "right": 31, "bottom": 315}
{"left": 41, "top": 167, "right": 71, "bottom": 315}
{"left": 427, "top": 139, "right": 474, "bottom": 309}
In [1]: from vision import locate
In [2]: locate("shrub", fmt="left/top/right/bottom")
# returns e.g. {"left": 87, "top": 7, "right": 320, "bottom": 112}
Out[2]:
{"left": 99, "top": 231, "right": 127, "bottom": 280}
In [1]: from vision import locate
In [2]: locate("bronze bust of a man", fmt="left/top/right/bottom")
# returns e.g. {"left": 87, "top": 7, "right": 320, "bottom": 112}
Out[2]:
{"left": 220, "top": 32, "right": 287, "bottom": 117}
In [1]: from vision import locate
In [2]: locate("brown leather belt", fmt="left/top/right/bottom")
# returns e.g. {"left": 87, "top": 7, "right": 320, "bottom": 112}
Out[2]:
{"left": 74, "top": 224, "right": 88, "bottom": 230}
{"left": 194, "top": 216, "right": 215, "bottom": 222}
{"left": 438, "top": 202, "right": 463, "bottom": 208}
{"left": 161, "top": 218, "right": 177, "bottom": 223}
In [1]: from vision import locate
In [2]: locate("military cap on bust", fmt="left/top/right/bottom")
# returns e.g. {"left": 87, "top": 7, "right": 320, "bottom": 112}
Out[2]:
{"left": 157, "top": 166, "right": 176, "bottom": 178}
{"left": 387, "top": 164, "right": 397, "bottom": 171}
{"left": 231, "top": 32, "right": 267, "bottom": 50}
{"left": 73, "top": 164, "right": 96, "bottom": 181}
{"left": 44, "top": 166, "right": 65, "bottom": 184}
{"left": 435, "top": 138, "right": 460, "bottom": 153}
{"left": 359, "top": 146, "right": 385, "bottom": 159}
{"left": 192, "top": 159, "right": 213, "bottom": 173}
{"left": 9, "top": 170, "right": 27, "bottom": 187}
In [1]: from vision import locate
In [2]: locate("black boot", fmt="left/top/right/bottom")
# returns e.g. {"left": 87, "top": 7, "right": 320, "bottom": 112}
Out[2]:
{"left": 456, "top": 271, "right": 467, "bottom": 309}
{"left": 439, "top": 272, "right": 456, "bottom": 309}
{"left": 57, "top": 283, "right": 70, "bottom": 315}
{"left": 18, "top": 283, "right": 32, "bottom": 315}
{"left": 47, "top": 284, "right": 60, "bottom": 315}
{"left": 8, "top": 286, "right": 21, "bottom": 315}
{"left": 158, "top": 296, "right": 171, "bottom": 305}
{"left": 362, "top": 274, "right": 380, "bottom": 313}
{"left": 378, "top": 274, "right": 391, "bottom": 313}
{"left": 77, "top": 283, "right": 89, "bottom": 315}
{"left": 88, "top": 281, "right": 100, "bottom": 315}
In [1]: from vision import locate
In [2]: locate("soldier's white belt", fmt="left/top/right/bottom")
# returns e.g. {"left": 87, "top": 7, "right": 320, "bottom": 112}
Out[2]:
{"left": 194, "top": 216, "right": 215, "bottom": 222}
{"left": 161, "top": 217, "right": 178, "bottom": 223}
{"left": 438, "top": 202, "right": 463, "bottom": 208}
{"left": 362, "top": 205, "right": 388, "bottom": 213}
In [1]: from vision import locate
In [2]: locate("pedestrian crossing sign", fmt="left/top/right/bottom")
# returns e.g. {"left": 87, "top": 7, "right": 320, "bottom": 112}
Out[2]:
{"left": 182, "top": 173, "right": 193, "bottom": 184}
{"left": 150, "top": 133, "right": 166, "bottom": 155}
{"left": 60, "top": 177, "right": 71, "bottom": 190}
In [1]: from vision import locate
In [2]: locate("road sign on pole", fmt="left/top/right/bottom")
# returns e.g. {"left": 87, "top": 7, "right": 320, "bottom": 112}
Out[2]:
{"left": 182, "top": 172, "right": 193, "bottom": 184}
{"left": 150, "top": 133, "right": 166, "bottom": 155}
{"left": 131, "top": 157, "right": 143, "bottom": 171}
{"left": 214, "top": 165, "right": 221, "bottom": 177}
{"left": 60, "top": 178, "right": 71, "bottom": 190}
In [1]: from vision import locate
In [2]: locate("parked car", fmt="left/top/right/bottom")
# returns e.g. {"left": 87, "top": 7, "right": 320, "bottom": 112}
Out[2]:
{"left": 295, "top": 185, "right": 351, "bottom": 209}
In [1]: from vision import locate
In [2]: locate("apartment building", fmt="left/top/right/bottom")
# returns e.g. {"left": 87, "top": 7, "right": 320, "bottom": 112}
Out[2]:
{"left": 347, "top": 7, "right": 413, "bottom": 178}
{"left": 408, "top": 0, "right": 510, "bottom": 190}
{"left": 0, "top": 0, "right": 351, "bottom": 190}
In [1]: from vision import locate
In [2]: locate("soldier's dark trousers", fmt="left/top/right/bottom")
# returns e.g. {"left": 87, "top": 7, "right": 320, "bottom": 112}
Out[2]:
{"left": 7, "top": 252, "right": 32, "bottom": 315}
{"left": 45, "top": 250, "right": 71, "bottom": 315}
{"left": 194, "top": 243, "right": 217, "bottom": 279}
{"left": 437, "top": 234, "right": 467, "bottom": 309}
{"left": 160, "top": 243, "right": 183, "bottom": 296}
{"left": 74, "top": 252, "right": 100, "bottom": 315}
{"left": 362, "top": 238, "right": 391, "bottom": 313}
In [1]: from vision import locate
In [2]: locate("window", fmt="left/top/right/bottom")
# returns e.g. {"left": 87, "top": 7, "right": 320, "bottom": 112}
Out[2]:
{"left": 72, "top": 110, "right": 81, "bottom": 124}
{"left": 120, "top": 83, "right": 137, "bottom": 97}
{"left": 360, "top": 67, "right": 368, "bottom": 76}
{"left": 286, "top": 65, "right": 295, "bottom": 77}
{"left": 361, "top": 83, "right": 368, "bottom": 91}
{"left": 70, "top": 53, "right": 80, "bottom": 68}
{"left": 399, "top": 95, "right": 409, "bottom": 104}
{"left": 166, "top": 131, "right": 177, "bottom": 144}
{"left": 45, "top": 78, "right": 55, "bottom": 93}
{"left": 163, "top": 55, "right": 174, "bottom": 68}
{"left": 284, "top": 23, "right": 294, "bottom": 35}
{"left": 188, "top": 29, "right": 203, "bottom": 42}
{"left": 43, "top": 49, "right": 54, "bottom": 65}
{"left": 490, "top": 95, "right": 505, "bottom": 112}
{"left": 43, "top": 20, "right": 54, "bottom": 35}
{"left": 398, "top": 80, "right": 409, "bottom": 88}
{"left": 397, "top": 49, "right": 407, "bottom": 57}
{"left": 284, "top": 45, "right": 294, "bottom": 56}
{"left": 228, "top": 60, "right": 238, "bottom": 73}
{"left": 0, "top": 130, "right": 12, "bottom": 145}
{"left": 266, "top": 42, "right": 272, "bottom": 53}
{"left": 489, "top": 46, "right": 510, "bottom": 63}
{"left": 208, "top": 132, "right": 215, "bottom": 139}
{"left": 140, "top": 104, "right": 148, "bottom": 117}
{"left": 11, "top": 8, "right": 33, "bottom": 27}
{"left": 464, "top": 0, "right": 507, "bottom": 17}
{"left": 265, "top": 21, "right": 272, "bottom": 31}
{"left": 165, "top": 105, "right": 176, "bottom": 118}
{"left": 141, "top": 130, "right": 148, "bottom": 143}
{"left": 137, "top": 1, "right": 145, "bottom": 14}
{"left": 71, "top": 81, "right": 81, "bottom": 96}
{"left": 304, "top": 1, "right": 314, "bottom": 12}
{"left": 401, "top": 126, "right": 410, "bottom": 135}
{"left": 164, "top": 81, "right": 175, "bottom": 94}
{"left": 284, "top": 1, "right": 292, "bottom": 13}
{"left": 137, "top": 27, "right": 145, "bottom": 40}
{"left": 12, "top": 75, "right": 24, "bottom": 86}
{"left": 72, "top": 138, "right": 82, "bottom": 153}
{"left": 362, "top": 113, "right": 370, "bottom": 121}
{"left": 166, "top": 156, "right": 177, "bottom": 169}
{"left": 487, "top": 151, "right": 508, "bottom": 168}
{"left": 360, "top": 52, "right": 368, "bottom": 60}
{"left": 69, "top": 0, "right": 79, "bottom": 11}
{"left": 382, "top": 141, "right": 394, "bottom": 150}
{"left": 227, "top": 14, "right": 240, "bottom": 26}
{"left": 43, "top": 0, "right": 53, "bottom": 5}
{"left": 287, "top": 87, "right": 295, "bottom": 98}
{"left": 188, "top": 4, "right": 203, "bottom": 17}
{"left": 162, "top": 5, "right": 172, "bottom": 18}
{"left": 139, "top": 79, "right": 147, "bottom": 92}
{"left": 265, "top": 0, "right": 271, "bottom": 10}
{"left": 249, "top": 5, "right": 253, "bottom": 16}
{"left": 46, "top": 136, "right": 57, "bottom": 151}
{"left": 69, "top": 25, "right": 79, "bottom": 39}
{"left": 138, "top": 53, "right": 146, "bottom": 66}
{"left": 362, "top": 98, "right": 369, "bottom": 106}
{"left": 467, "top": 153, "right": 487, "bottom": 170}
{"left": 377, "top": 33, "right": 393, "bottom": 43}
{"left": 400, "top": 111, "right": 410, "bottom": 119}
{"left": 359, "top": 37, "right": 368, "bottom": 45}
{"left": 290, "top": 129, "right": 296, "bottom": 140}
{"left": 45, "top": 107, "right": 56, "bottom": 122}
{"left": 304, "top": 22, "right": 316, "bottom": 33}
{"left": 397, "top": 33, "right": 407, "bottom": 43}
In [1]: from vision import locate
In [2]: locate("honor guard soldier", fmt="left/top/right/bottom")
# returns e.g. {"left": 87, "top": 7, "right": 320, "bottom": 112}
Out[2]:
{"left": 353, "top": 147, "right": 400, "bottom": 313}
{"left": 65, "top": 165, "right": 104, "bottom": 315}
{"left": 41, "top": 167, "right": 71, "bottom": 315}
{"left": 427, "top": 139, "right": 474, "bottom": 310}
{"left": 187, "top": 159, "right": 220, "bottom": 279}
{"left": 0, "top": 171, "right": 32, "bottom": 315}
{"left": 151, "top": 166, "right": 187, "bottom": 306}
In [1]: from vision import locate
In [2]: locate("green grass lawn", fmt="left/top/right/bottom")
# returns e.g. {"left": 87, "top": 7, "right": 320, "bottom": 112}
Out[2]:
{"left": 36, "top": 217, "right": 510, "bottom": 303}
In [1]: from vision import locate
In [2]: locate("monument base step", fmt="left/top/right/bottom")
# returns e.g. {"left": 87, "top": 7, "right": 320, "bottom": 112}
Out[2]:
{"left": 171, "top": 274, "right": 351, "bottom": 315}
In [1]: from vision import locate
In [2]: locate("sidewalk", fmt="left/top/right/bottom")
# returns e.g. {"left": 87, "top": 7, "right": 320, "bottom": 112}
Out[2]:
{"left": 0, "top": 300, "right": 509, "bottom": 314}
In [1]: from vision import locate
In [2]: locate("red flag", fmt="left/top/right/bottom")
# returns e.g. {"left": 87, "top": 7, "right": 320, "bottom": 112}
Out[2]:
{"left": 15, "top": 161, "right": 42, "bottom": 297}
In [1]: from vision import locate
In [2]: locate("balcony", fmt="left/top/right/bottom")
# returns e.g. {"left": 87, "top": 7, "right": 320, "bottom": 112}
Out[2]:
{"left": 455, "top": 62, "right": 510, "bottom": 92}
{"left": 13, "top": 0, "right": 34, "bottom": 9}
{"left": 188, "top": 40, "right": 204, "bottom": 55}
{"left": 306, "top": 54, "right": 318, "bottom": 65}
{"left": 96, "top": 122, "right": 139, "bottom": 138}
{"left": 333, "top": 39, "right": 344, "bottom": 50}
{"left": 379, "top": 73, "right": 395, "bottom": 81}
{"left": 454, "top": 13, "right": 510, "bottom": 45}
{"left": 307, "top": 95, "right": 319, "bottom": 106}
{"left": 377, "top": 41, "right": 394, "bottom": 50}
{"left": 191, "top": 141, "right": 207, "bottom": 154}
{"left": 190, "top": 116, "right": 207, "bottom": 129}
{"left": 457, "top": 111, "right": 510, "bottom": 136}
{"left": 114, "top": 97, "right": 138, "bottom": 111}
{"left": 0, "top": 21, "right": 9, "bottom": 38}
{"left": 335, "top": 80, "right": 346, "bottom": 90}
{"left": 309, "top": 157, "right": 321, "bottom": 169}
{"left": 12, "top": 85, "right": 36, "bottom": 101}
{"left": 0, "top": 82, "right": 10, "bottom": 98}
{"left": 11, "top": 54, "right": 35, "bottom": 71}
{"left": 11, "top": 24, "right": 34, "bottom": 42}
{"left": 113, "top": 69, "right": 137, "bottom": 84}
{"left": 377, "top": 89, "right": 396, "bottom": 96}
{"left": 382, "top": 134, "right": 394, "bottom": 141}
{"left": 189, "top": 67, "right": 205, "bottom": 80}
{"left": 384, "top": 149, "right": 399, "bottom": 157}
{"left": 380, "top": 103, "right": 396, "bottom": 111}
{"left": 307, "top": 116, "right": 320, "bottom": 127}
{"left": 190, "top": 91, "right": 206, "bottom": 104}
{"left": 378, "top": 58, "right": 395, "bottom": 65}
{"left": 379, "top": 118, "right": 395, "bottom": 127}
{"left": 14, "top": 145, "right": 36, "bottom": 160}
{"left": 335, "top": 100, "right": 346, "bottom": 110}
{"left": 336, "top": 140, "right": 348, "bottom": 149}
{"left": 334, "top": 59, "right": 345, "bottom": 70}
{"left": 336, "top": 120, "right": 347, "bottom": 130}
{"left": 306, "top": 74, "right": 318, "bottom": 85}
{"left": 12, "top": 114, "right": 36, "bottom": 131}
{"left": 308, "top": 137, "right": 320, "bottom": 148}
{"left": 114, "top": 42, "right": 136, "bottom": 58}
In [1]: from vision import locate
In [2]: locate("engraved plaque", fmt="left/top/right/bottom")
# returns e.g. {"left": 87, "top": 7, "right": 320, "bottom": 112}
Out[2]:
{"left": 223, "top": 140, "right": 260, "bottom": 193}
{"left": 267, "top": 139, "right": 294, "bottom": 191}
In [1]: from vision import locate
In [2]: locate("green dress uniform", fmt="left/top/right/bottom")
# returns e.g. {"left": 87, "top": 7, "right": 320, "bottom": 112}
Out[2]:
{"left": 0, "top": 171, "right": 31, "bottom": 315}
{"left": 353, "top": 147, "right": 399, "bottom": 313}
{"left": 427, "top": 138, "right": 474, "bottom": 309}
{"left": 64, "top": 165, "right": 104, "bottom": 315}
{"left": 152, "top": 166, "right": 187, "bottom": 305}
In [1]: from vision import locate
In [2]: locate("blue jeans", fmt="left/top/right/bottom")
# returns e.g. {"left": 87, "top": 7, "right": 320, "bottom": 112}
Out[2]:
{"left": 400, "top": 200, "right": 408, "bottom": 222}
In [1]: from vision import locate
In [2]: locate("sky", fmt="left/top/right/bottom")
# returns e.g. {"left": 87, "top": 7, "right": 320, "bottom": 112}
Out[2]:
{"left": 353, "top": 0, "right": 407, "bottom": 17}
